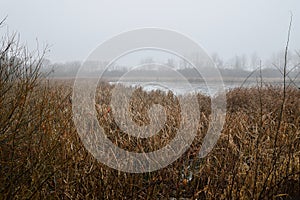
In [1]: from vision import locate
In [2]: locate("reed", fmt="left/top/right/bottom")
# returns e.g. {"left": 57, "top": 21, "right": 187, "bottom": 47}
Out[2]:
{"left": 1, "top": 17, "right": 299, "bottom": 199}
{"left": 1, "top": 77, "right": 299, "bottom": 199}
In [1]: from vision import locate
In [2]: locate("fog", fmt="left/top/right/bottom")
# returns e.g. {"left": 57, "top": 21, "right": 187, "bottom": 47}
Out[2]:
{"left": 1, "top": 0, "right": 300, "bottom": 63}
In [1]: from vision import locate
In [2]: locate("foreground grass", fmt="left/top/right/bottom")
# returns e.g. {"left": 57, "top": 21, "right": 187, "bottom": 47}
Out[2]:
{"left": 0, "top": 79, "right": 299, "bottom": 199}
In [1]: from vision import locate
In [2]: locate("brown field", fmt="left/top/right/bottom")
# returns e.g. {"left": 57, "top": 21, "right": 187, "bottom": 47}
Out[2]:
{"left": 1, "top": 76, "right": 299, "bottom": 199}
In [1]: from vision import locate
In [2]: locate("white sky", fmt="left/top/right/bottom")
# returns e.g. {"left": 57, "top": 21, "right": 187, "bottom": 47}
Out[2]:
{"left": 1, "top": 0, "right": 300, "bottom": 63}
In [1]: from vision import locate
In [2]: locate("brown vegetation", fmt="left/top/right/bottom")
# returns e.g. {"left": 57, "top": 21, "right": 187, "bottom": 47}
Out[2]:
{"left": 1, "top": 74, "right": 299, "bottom": 199}
{"left": 1, "top": 19, "right": 300, "bottom": 200}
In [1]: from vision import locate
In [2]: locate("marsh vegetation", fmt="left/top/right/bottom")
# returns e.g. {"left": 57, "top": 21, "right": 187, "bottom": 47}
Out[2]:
{"left": 1, "top": 20, "right": 300, "bottom": 199}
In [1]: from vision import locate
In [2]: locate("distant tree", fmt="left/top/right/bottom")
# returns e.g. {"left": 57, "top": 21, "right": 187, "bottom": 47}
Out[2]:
{"left": 241, "top": 54, "right": 248, "bottom": 69}
{"left": 166, "top": 58, "right": 175, "bottom": 68}
{"left": 140, "top": 57, "right": 154, "bottom": 65}
{"left": 179, "top": 58, "right": 190, "bottom": 69}
{"left": 234, "top": 55, "right": 242, "bottom": 69}
{"left": 250, "top": 52, "right": 260, "bottom": 70}
{"left": 211, "top": 52, "right": 224, "bottom": 68}
{"left": 140, "top": 57, "right": 154, "bottom": 70}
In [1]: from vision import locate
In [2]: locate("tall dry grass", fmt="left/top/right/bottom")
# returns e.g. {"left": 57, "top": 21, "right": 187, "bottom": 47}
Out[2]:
{"left": 1, "top": 76, "right": 299, "bottom": 199}
{"left": 1, "top": 19, "right": 300, "bottom": 199}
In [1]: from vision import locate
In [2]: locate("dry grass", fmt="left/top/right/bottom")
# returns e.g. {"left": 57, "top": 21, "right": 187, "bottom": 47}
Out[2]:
{"left": 1, "top": 19, "right": 299, "bottom": 199}
{"left": 1, "top": 78, "right": 299, "bottom": 199}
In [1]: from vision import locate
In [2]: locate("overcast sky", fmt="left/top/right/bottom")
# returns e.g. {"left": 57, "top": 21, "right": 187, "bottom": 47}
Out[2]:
{"left": 1, "top": 0, "right": 300, "bottom": 63}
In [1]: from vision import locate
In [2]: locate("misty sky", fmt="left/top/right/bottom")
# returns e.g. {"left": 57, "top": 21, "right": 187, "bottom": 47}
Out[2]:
{"left": 1, "top": 0, "right": 300, "bottom": 63}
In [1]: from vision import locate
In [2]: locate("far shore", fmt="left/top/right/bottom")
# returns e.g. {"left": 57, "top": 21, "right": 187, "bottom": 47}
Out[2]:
{"left": 45, "top": 76, "right": 300, "bottom": 85}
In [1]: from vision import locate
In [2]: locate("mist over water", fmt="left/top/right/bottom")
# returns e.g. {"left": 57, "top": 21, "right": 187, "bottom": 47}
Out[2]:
{"left": 109, "top": 81, "right": 252, "bottom": 96}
